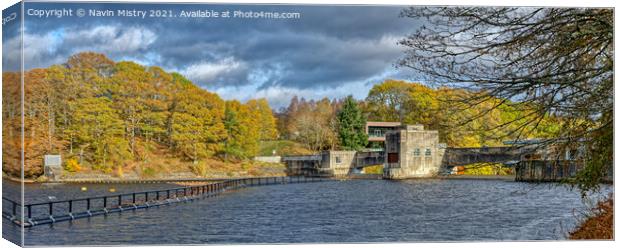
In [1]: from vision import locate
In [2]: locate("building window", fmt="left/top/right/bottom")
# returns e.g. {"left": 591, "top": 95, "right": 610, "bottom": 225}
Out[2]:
{"left": 335, "top": 156, "right": 342, "bottom": 164}
{"left": 413, "top": 148, "right": 421, "bottom": 156}
{"left": 374, "top": 129, "right": 383, "bottom": 137}
{"left": 425, "top": 148, "right": 432, "bottom": 156}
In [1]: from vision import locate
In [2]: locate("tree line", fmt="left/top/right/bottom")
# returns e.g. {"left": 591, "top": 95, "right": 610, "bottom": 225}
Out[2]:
{"left": 2, "top": 52, "right": 278, "bottom": 177}
{"left": 277, "top": 79, "right": 562, "bottom": 151}
{"left": 2, "top": 53, "right": 564, "bottom": 178}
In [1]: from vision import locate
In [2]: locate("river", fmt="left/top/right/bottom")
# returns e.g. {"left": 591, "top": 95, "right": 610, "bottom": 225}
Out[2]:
{"left": 2, "top": 178, "right": 613, "bottom": 245}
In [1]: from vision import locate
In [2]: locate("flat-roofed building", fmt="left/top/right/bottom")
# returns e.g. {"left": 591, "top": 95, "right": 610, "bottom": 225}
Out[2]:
{"left": 365, "top": 121, "right": 401, "bottom": 149}
{"left": 383, "top": 124, "right": 446, "bottom": 179}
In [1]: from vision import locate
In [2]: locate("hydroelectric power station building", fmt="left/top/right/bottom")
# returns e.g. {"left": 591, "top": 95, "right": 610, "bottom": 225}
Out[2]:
{"left": 283, "top": 124, "right": 447, "bottom": 179}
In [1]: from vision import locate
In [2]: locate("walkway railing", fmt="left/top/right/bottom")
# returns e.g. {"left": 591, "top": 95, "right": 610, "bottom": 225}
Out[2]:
{"left": 2, "top": 176, "right": 328, "bottom": 228}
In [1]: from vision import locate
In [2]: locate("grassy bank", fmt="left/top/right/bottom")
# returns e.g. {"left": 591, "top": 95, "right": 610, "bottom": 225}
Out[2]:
{"left": 54, "top": 158, "right": 287, "bottom": 181}
{"left": 24, "top": 138, "right": 289, "bottom": 182}
{"left": 569, "top": 194, "right": 613, "bottom": 240}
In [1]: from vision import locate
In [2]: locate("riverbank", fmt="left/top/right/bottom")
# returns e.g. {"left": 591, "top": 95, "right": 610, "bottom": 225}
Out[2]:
{"left": 3, "top": 160, "right": 288, "bottom": 184}
{"left": 3, "top": 173, "right": 518, "bottom": 184}
{"left": 570, "top": 194, "right": 614, "bottom": 240}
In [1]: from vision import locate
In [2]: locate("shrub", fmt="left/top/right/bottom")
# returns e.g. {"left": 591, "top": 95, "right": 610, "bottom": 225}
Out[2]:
{"left": 570, "top": 195, "right": 613, "bottom": 240}
{"left": 363, "top": 165, "right": 383, "bottom": 174}
{"left": 114, "top": 166, "right": 124, "bottom": 178}
{"left": 190, "top": 162, "right": 208, "bottom": 177}
{"left": 141, "top": 167, "right": 156, "bottom": 178}
{"left": 64, "top": 158, "right": 82, "bottom": 172}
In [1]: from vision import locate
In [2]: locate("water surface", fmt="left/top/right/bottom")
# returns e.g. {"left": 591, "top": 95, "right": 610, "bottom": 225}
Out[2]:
{"left": 2, "top": 179, "right": 612, "bottom": 245}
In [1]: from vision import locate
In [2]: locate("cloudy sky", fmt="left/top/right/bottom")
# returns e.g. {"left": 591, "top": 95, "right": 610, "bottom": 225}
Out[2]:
{"left": 3, "top": 2, "right": 422, "bottom": 109}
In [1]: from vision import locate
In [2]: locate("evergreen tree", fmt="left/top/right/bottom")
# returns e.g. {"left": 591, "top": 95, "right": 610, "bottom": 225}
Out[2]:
{"left": 337, "top": 96, "right": 368, "bottom": 151}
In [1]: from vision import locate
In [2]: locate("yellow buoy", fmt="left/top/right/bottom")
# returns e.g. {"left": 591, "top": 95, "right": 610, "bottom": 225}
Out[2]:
{"left": 80, "top": 187, "right": 88, "bottom": 191}
{"left": 109, "top": 188, "right": 116, "bottom": 193}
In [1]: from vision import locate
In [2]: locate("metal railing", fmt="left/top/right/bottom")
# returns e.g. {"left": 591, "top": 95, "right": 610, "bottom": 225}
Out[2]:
{"left": 2, "top": 176, "right": 328, "bottom": 228}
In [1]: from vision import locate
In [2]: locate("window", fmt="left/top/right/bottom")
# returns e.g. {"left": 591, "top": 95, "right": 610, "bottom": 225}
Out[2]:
{"left": 335, "top": 156, "right": 342, "bottom": 164}
{"left": 374, "top": 129, "right": 383, "bottom": 137}
{"left": 425, "top": 148, "right": 432, "bottom": 156}
{"left": 369, "top": 127, "right": 387, "bottom": 137}
{"left": 413, "top": 148, "right": 421, "bottom": 156}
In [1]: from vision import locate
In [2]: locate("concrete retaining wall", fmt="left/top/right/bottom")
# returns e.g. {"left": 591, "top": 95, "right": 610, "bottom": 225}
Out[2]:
{"left": 254, "top": 156, "right": 282, "bottom": 163}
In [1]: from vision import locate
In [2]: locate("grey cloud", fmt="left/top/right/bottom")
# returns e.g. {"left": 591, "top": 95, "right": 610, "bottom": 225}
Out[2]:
{"left": 14, "top": 3, "right": 421, "bottom": 103}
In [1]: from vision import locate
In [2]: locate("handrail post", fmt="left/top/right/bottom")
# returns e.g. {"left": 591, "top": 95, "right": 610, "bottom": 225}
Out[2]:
{"left": 27, "top": 205, "right": 31, "bottom": 219}
{"left": 12, "top": 201, "right": 16, "bottom": 216}
{"left": 118, "top": 195, "right": 122, "bottom": 206}
{"left": 133, "top": 193, "right": 136, "bottom": 204}
{"left": 103, "top": 197, "right": 107, "bottom": 208}
{"left": 68, "top": 200, "right": 73, "bottom": 213}
{"left": 156, "top": 191, "right": 160, "bottom": 201}
{"left": 167, "top": 190, "right": 170, "bottom": 199}
{"left": 87, "top": 198, "right": 91, "bottom": 211}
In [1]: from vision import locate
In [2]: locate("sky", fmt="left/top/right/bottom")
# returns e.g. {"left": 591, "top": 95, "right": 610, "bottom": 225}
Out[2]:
{"left": 2, "top": 2, "right": 422, "bottom": 109}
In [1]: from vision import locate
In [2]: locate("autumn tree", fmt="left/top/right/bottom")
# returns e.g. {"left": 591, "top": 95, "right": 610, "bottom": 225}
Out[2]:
{"left": 2, "top": 52, "right": 279, "bottom": 177}
{"left": 364, "top": 80, "right": 561, "bottom": 147}
{"left": 109, "top": 61, "right": 152, "bottom": 156}
{"left": 365, "top": 79, "right": 438, "bottom": 128}
{"left": 278, "top": 97, "right": 340, "bottom": 151}
{"left": 399, "top": 7, "right": 612, "bottom": 194}
{"left": 2, "top": 72, "right": 22, "bottom": 176}
{"left": 68, "top": 97, "right": 129, "bottom": 171}
{"left": 246, "top": 98, "right": 279, "bottom": 140}
{"left": 222, "top": 100, "right": 261, "bottom": 160}
{"left": 168, "top": 81, "right": 226, "bottom": 163}
{"left": 364, "top": 80, "right": 411, "bottom": 122}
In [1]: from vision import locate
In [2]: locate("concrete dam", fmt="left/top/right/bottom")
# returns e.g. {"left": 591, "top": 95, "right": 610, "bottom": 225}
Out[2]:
{"left": 282, "top": 124, "right": 527, "bottom": 179}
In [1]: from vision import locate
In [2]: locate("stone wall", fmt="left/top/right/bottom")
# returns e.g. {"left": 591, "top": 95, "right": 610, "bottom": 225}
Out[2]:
{"left": 254, "top": 156, "right": 282, "bottom": 163}
{"left": 320, "top": 151, "right": 357, "bottom": 177}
